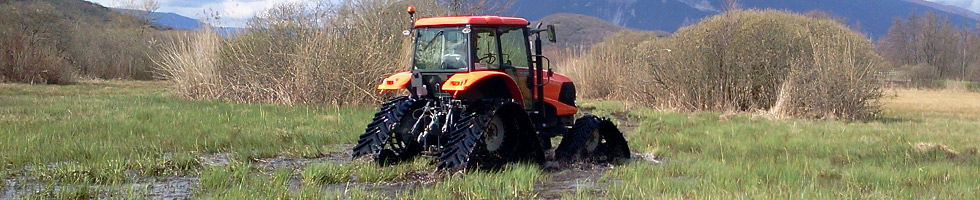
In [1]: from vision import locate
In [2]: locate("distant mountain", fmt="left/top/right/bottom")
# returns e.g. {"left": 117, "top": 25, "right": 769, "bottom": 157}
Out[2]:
{"left": 903, "top": 0, "right": 980, "bottom": 19}
{"left": 113, "top": 8, "right": 246, "bottom": 36}
{"left": 537, "top": 13, "right": 669, "bottom": 49}
{"left": 507, "top": 0, "right": 980, "bottom": 39}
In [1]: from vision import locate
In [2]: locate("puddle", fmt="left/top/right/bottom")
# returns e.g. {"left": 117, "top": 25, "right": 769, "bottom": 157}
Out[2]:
{"left": 144, "top": 177, "right": 199, "bottom": 200}
{"left": 252, "top": 150, "right": 351, "bottom": 172}
{"left": 633, "top": 153, "right": 665, "bottom": 164}
{"left": 535, "top": 162, "right": 615, "bottom": 199}
{"left": 198, "top": 153, "right": 233, "bottom": 167}
{"left": 320, "top": 167, "right": 443, "bottom": 199}
{"left": 2, "top": 178, "right": 18, "bottom": 199}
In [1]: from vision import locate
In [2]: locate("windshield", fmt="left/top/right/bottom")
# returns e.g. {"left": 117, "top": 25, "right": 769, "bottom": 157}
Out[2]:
{"left": 414, "top": 27, "right": 469, "bottom": 71}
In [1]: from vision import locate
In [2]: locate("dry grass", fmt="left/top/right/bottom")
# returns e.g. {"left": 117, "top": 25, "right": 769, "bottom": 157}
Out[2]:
{"left": 154, "top": 28, "right": 222, "bottom": 99}
{"left": 882, "top": 89, "right": 980, "bottom": 120}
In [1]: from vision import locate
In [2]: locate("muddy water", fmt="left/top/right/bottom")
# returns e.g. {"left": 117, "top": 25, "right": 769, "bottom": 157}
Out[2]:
{"left": 144, "top": 177, "right": 199, "bottom": 200}
{"left": 2, "top": 146, "right": 662, "bottom": 199}
{"left": 536, "top": 162, "right": 615, "bottom": 199}
{"left": 0, "top": 149, "right": 352, "bottom": 200}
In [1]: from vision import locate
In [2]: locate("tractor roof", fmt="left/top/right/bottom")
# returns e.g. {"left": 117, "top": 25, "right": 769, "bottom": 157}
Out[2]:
{"left": 414, "top": 16, "right": 529, "bottom": 27}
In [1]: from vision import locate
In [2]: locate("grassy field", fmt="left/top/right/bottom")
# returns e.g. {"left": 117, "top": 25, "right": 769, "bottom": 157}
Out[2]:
{"left": 2, "top": 81, "right": 979, "bottom": 199}
{"left": 588, "top": 88, "right": 980, "bottom": 199}
{"left": 0, "top": 81, "right": 374, "bottom": 197}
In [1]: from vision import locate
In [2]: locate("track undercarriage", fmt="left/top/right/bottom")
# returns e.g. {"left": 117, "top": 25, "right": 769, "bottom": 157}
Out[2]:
{"left": 351, "top": 96, "right": 630, "bottom": 170}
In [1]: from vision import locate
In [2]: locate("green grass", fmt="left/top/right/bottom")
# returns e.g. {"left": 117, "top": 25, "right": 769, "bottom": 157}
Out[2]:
{"left": 0, "top": 80, "right": 373, "bottom": 182}
{"left": 404, "top": 164, "right": 543, "bottom": 199}
{"left": 193, "top": 162, "right": 316, "bottom": 199}
{"left": 583, "top": 91, "right": 980, "bottom": 199}
{"left": 4, "top": 81, "right": 980, "bottom": 199}
{"left": 911, "top": 80, "right": 980, "bottom": 92}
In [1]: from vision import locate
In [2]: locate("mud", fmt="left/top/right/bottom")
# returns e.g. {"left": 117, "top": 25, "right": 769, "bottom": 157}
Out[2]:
{"left": 251, "top": 150, "right": 351, "bottom": 172}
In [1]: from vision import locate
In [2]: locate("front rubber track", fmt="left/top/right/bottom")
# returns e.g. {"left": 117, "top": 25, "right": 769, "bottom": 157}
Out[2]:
{"left": 351, "top": 96, "right": 426, "bottom": 165}
{"left": 554, "top": 115, "right": 631, "bottom": 162}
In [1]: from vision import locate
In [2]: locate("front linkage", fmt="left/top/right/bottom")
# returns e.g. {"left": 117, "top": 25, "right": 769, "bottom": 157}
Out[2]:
{"left": 352, "top": 97, "right": 546, "bottom": 170}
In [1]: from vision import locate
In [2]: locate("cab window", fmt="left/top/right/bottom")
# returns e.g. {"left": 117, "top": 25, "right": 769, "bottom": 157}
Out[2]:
{"left": 498, "top": 27, "right": 530, "bottom": 69}
{"left": 473, "top": 28, "right": 499, "bottom": 70}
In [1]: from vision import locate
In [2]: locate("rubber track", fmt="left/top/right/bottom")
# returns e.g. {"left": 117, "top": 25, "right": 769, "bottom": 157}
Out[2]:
{"left": 596, "top": 119, "right": 631, "bottom": 160}
{"left": 351, "top": 97, "right": 416, "bottom": 159}
{"left": 554, "top": 115, "right": 631, "bottom": 162}
{"left": 554, "top": 115, "right": 601, "bottom": 161}
{"left": 437, "top": 101, "right": 499, "bottom": 171}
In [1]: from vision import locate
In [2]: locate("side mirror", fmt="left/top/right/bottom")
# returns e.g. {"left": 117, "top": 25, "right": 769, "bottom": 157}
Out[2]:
{"left": 546, "top": 25, "right": 556, "bottom": 43}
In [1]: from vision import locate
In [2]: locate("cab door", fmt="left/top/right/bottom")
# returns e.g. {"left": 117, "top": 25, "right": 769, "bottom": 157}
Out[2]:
{"left": 496, "top": 26, "right": 535, "bottom": 109}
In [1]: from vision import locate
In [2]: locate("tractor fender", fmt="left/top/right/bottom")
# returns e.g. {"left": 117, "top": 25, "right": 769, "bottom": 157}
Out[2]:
{"left": 441, "top": 71, "right": 524, "bottom": 103}
{"left": 377, "top": 71, "right": 412, "bottom": 91}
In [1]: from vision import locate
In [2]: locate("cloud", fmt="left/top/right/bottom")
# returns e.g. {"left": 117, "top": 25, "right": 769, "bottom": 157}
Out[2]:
{"left": 678, "top": 0, "right": 721, "bottom": 13}
{"left": 926, "top": 0, "right": 980, "bottom": 14}
{"left": 85, "top": 0, "right": 309, "bottom": 27}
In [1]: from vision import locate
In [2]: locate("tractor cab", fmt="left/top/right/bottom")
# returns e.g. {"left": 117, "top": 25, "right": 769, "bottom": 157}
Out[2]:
{"left": 411, "top": 16, "right": 531, "bottom": 72}
{"left": 408, "top": 16, "right": 540, "bottom": 105}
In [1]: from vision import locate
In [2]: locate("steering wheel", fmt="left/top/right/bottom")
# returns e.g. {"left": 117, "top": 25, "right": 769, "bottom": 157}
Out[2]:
{"left": 441, "top": 53, "right": 465, "bottom": 69}
{"left": 477, "top": 53, "right": 496, "bottom": 64}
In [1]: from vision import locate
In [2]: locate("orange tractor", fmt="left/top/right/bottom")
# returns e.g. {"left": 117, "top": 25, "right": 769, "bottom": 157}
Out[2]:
{"left": 352, "top": 7, "right": 630, "bottom": 170}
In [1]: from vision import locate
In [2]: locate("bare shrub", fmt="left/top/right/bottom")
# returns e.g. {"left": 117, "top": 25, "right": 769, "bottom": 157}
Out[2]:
{"left": 158, "top": 0, "right": 448, "bottom": 106}
{"left": 67, "top": 25, "right": 162, "bottom": 80}
{"left": 0, "top": 1, "right": 74, "bottom": 84}
{"left": 574, "top": 10, "right": 884, "bottom": 120}
{"left": 565, "top": 31, "right": 660, "bottom": 100}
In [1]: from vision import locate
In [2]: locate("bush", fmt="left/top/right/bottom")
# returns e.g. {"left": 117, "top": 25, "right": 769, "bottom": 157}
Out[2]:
{"left": 967, "top": 82, "right": 980, "bottom": 92}
{"left": 911, "top": 80, "right": 945, "bottom": 90}
{"left": 906, "top": 63, "right": 939, "bottom": 82}
{"left": 573, "top": 10, "right": 884, "bottom": 120}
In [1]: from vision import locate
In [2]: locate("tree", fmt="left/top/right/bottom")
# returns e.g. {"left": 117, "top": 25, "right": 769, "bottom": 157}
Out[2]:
{"left": 439, "top": 0, "right": 513, "bottom": 15}
{"left": 878, "top": 12, "right": 975, "bottom": 80}
{"left": 117, "top": 0, "right": 159, "bottom": 25}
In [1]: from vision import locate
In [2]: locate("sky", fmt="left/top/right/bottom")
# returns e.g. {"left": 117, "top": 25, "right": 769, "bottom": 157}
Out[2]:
{"left": 926, "top": 0, "right": 980, "bottom": 14}
{"left": 84, "top": 0, "right": 307, "bottom": 27}
{"left": 86, "top": 0, "right": 980, "bottom": 28}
